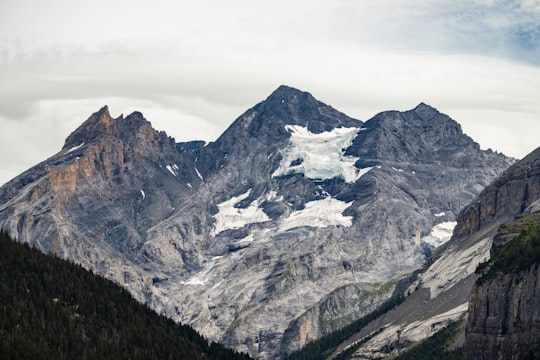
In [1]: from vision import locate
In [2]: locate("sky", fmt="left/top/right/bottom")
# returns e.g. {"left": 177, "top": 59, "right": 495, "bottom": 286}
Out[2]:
{"left": 1, "top": 0, "right": 539, "bottom": 186}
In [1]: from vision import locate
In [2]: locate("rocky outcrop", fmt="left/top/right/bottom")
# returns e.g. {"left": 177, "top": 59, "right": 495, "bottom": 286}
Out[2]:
{"left": 0, "top": 106, "right": 194, "bottom": 300}
{"left": 461, "top": 151, "right": 540, "bottom": 360}
{"left": 321, "top": 146, "right": 540, "bottom": 359}
{"left": 466, "top": 264, "right": 540, "bottom": 360}
{"left": 454, "top": 147, "right": 540, "bottom": 239}
{"left": 280, "top": 282, "right": 394, "bottom": 357}
{"left": 0, "top": 86, "right": 513, "bottom": 359}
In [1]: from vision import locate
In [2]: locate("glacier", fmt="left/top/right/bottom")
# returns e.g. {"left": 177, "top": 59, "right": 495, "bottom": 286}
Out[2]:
{"left": 278, "top": 197, "right": 353, "bottom": 233}
{"left": 213, "top": 189, "right": 270, "bottom": 235}
{"left": 272, "top": 125, "right": 366, "bottom": 183}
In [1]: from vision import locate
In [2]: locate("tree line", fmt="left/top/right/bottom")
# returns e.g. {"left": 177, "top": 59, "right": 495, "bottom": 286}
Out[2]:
{"left": 0, "top": 232, "right": 251, "bottom": 360}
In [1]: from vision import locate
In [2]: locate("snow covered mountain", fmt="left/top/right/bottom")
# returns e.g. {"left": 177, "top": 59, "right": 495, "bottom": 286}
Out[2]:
{"left": 0, "top": 86, "right": 512, "bottom": 358}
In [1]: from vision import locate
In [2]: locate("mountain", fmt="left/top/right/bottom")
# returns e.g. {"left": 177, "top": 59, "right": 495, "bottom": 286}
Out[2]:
{"left": 0, "top": 232, "right": 251, "bottom": 360}
{"left": 300, "top": 147, "right": 540, "bottom": 359}
{"left": 0, "top": 86, "right": 513, "bottom": 358}
{"left": 465, "top": 213, "right": 540, "bottom": 360}
{"left": 463, "top": 148, "right": 540, "bottom": 360}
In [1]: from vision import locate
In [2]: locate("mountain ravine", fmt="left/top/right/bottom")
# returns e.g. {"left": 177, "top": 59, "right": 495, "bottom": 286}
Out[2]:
{"left": 0, "top": 86, "right": 513, "bottom": 358}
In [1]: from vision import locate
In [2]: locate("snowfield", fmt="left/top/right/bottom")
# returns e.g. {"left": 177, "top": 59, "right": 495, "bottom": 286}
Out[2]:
{"left": 213, "top": 191, "right": 354, "bottom": 236}
{"left": 279, "top": 197, "right": 353, "bottom": 232}
{"left": 272, "top": 125, "right": 369, "bottom": 183}
{"left": 213, "top": 189, "right": 270, "bottom": 235}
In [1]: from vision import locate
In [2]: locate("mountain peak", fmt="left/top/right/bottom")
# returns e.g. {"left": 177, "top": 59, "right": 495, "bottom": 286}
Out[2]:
{"left": 411, "top": 102, "right": 440, "bottom": 118}
{"left": 520, "top": 146, "right": 540, "bottom": 164}
{"left": 0, "top": 87, "right": 516, "bottom": 359}
{"left": 263, "top": 85, "right": 318, "bottom": 108}
{"left": 414, "top": 102, "right": 434, "bottom": 109}
{"left": 62, "top": 105, "right": 120, "bottom": 150}
{"left": 60, "top": 107, "right": 163, "bottom": 153}
{"left": 214, "top": 86, "right": 361, "bottom": 149}
{"left": 268, "top": 84, "right": 306, "bottom": 97}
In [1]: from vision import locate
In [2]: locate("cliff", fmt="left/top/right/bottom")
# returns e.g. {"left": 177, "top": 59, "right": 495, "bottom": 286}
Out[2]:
{"left": 465, "top": 212, "right": 540, "bottom": 360}
{"left": 462, "top": 148, "right": 540, "bottom": 360}
{"left": 299, "top": 147, "right": 540, "bottom": 359}
{"left": 454, "top": 147, "right": 540, "bottom": 239}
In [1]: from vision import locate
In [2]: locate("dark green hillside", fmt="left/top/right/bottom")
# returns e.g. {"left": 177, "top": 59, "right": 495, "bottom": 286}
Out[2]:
{"left": 0, "top": 232, "right": 251, "bottom": 360}
{"left": 477, "top": 211, "right": 540, "bottom": 284}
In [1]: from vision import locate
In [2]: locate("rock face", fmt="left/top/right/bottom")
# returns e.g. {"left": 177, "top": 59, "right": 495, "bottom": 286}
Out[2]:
{"left": 0, "top": 86, "right": 513, "bottom": 359}
{"left": 454, "top": 147, "right": 540, "bottom": 239}
{"left": 386, "top": 146, "right": 540, "bottom": 360}
{"left": 462, "top": 150, "right": 540, "bottom": 360}
{"left": 466, "top": 264, "right": 540, "bottom": 360}
{"left": 309, "top": 149, "right": 540, "bottom": 359}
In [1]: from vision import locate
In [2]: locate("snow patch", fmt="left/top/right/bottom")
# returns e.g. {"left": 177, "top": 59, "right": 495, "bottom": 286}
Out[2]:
{"left": 434, "top": 212, "right": 446, "bottom": 217}
{"left": 213, "top": 189, "right": 270, "bottom": 235}
{"left": 166, "top": 165, "right": 177, "bottom": 176}
{"left": 235, "top": 228, "right": 272, "bottom": 244}
{"left": 212, "top": 279, "right": 224, "bottom": 289}
{"left": 421, "top": 221, "right": 456, "bottom": 248}
{"left": 195, "top": 167, "right": 203, "bottom": 180}
{"left": 272, "top": 125, "right": 366, "bottom": 183}
{"left": 357, "top": 166, "right": 374, "bottom": 179}
{"left": 279, "top": 197, "right": 353, "bottom": 232}
{"left": 181, "top": 276, "right": 206, "bottom": 286}
{"left": 265, "top": 190, "right": 283, "bottom": 202}
{"left": 140, "top": 190, "right": 145, "bottom": 199}
{"left": 236, "top": 234, "right": 255, "bottom": 244}
{"left": 67, "top": 142, "right": 84, "bottom": 153}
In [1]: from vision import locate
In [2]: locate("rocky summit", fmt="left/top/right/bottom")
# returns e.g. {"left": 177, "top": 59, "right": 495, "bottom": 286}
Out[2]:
{"left": 0, "top": 86, "right": 513, "bottom": 358}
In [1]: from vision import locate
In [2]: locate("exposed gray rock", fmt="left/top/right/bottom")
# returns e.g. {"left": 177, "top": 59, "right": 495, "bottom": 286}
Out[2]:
{"left": 454, "top": 147, "right": 540, "bottom": 239}
{"left": 464, "top": 210, "right": 540, "bottom": 360}
{"left": 466, "top": 264, "right": 540, "bottom": 360}
{"left": 339, "top": 146, "right": 540, "bottom": 359}
{"left": 0, "top": 86, "right": 513, "bottom": 359}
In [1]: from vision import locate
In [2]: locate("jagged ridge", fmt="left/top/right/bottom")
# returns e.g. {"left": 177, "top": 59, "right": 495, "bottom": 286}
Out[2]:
{"left": 0, "top": 85, "right": 514, "bottom": 359}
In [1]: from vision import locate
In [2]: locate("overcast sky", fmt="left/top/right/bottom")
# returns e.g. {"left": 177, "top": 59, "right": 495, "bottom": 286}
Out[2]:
{"left": 1, "top": 0, "right": 539, "bottom": 186}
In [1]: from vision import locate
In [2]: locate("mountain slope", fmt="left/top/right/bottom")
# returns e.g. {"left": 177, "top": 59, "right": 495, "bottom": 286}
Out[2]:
{"left": 0, "top": 86, "right": 513, "bottom": 358}
{"left": 463, "top": 149, "right": 540, "bottom": 360}
{"left": 0, "top": 232, "right": 250, "bottom": 360}
{"left": 312, "top": 147, "right": 540, "bottom": 359}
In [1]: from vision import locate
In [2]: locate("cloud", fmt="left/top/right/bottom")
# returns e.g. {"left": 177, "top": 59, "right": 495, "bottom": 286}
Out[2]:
{"left": 0, "top": 0, "right": 539, "bottom": 185}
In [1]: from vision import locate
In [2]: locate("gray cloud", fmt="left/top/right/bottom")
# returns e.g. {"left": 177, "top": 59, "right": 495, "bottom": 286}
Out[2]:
{"left": 0, "top": 0, "right": 539, "bottom": 185}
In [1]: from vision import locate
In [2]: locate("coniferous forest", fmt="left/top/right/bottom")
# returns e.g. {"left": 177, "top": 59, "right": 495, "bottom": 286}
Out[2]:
{"left": 0, "top": 232, "right": 251, "bottom": 360}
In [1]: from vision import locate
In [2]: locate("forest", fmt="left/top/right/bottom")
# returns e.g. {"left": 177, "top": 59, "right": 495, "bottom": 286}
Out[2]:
{"left": 0, "top": 232, "right": 251, "bottom": 360}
